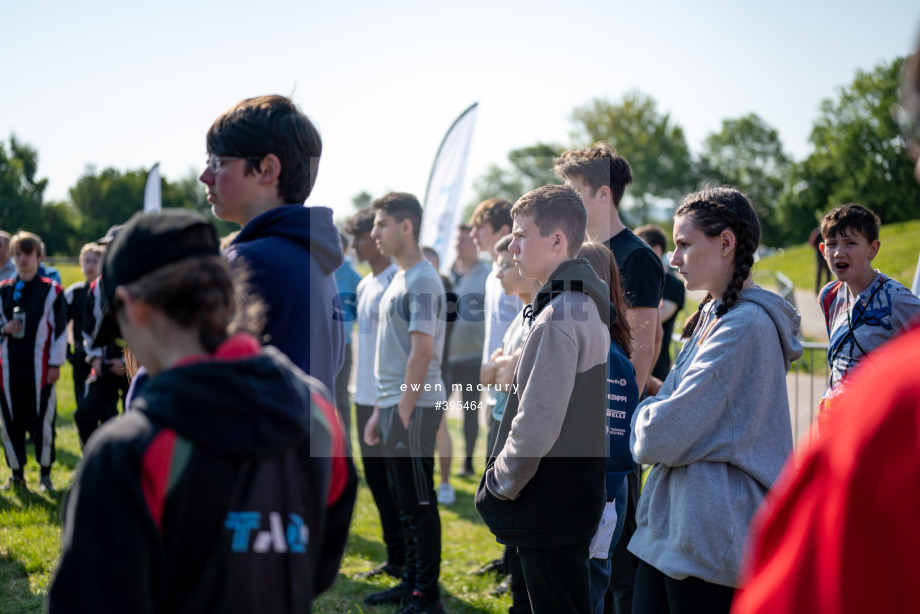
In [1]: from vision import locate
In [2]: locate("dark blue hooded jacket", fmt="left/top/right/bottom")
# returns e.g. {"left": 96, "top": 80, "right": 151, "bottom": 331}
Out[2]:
{"left": 227, "top": 205, "right": 344, "bottom": 394}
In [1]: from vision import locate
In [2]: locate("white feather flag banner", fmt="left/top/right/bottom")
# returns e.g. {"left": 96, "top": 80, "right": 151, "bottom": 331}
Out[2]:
{"left": 143, "top": 163, "right": 162, "bottom": 213}
{"left": 420, "top": 103, "right": 478, "bottom": 272}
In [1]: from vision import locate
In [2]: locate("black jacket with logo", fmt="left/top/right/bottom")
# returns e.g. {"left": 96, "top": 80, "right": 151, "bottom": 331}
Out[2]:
{"left": 48, "top": 334, "right": 356, "bottom": 613}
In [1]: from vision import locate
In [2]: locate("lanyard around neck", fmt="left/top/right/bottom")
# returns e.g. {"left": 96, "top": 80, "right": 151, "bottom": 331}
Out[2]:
{"left": 834, "top": 279, "right": 888, "bottom": 362}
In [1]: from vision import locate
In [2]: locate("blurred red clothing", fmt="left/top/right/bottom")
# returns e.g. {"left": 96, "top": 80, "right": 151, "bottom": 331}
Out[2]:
{"left": 734, "top": 326, "right": 920, "bottom": 614}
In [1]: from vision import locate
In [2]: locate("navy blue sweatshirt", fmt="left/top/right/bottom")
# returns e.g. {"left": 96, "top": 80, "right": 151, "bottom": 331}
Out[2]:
{"left": 227, "top": 205, "right": 344, "bottom": 394}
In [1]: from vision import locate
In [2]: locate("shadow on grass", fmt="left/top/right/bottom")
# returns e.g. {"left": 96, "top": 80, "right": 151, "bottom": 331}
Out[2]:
{"left": 53, "top": 446, "right": 82, "bottom": 472}
{"left": 0, "top": 553, "right": 44, "bottom": 614}
{"left": 317, "top": 569, "right": 500, "bottom": 614}
{"left": 345, "top": 532, "right": 389, "bottom": 566}
{"left": 443, "top": 476, "right": 488, "bottom": 525}
{"left": 0, "top": 483, "right": 64, "bottom": 521}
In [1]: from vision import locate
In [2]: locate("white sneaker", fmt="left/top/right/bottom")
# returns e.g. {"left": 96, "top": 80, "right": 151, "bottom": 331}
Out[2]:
{"left": 437, "top": 482, "right": 455, "bottom": 505}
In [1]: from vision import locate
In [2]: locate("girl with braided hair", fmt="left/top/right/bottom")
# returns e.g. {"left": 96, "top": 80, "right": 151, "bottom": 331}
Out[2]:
{"left": 627, "top": 187, "right": 802, "bottom": 613}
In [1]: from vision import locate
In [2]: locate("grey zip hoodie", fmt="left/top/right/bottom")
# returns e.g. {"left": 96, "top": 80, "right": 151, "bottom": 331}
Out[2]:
{"left": 628, "top": 286, "right": 802, "bottom": 587}
{"left": 475, "top": 258, "right": 611, "bottom": 548}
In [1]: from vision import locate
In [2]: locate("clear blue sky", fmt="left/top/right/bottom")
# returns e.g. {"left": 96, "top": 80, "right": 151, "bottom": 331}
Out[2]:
{"left": 2, "top": 0, "right": 918, "bottom": 222}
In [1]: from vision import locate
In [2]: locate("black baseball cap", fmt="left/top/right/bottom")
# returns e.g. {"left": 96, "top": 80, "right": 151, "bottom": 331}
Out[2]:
{"left": 97, "top": 224, "right": 125, "bottom": 245}
{"left": 91, "top": 209, "right": 220, "bottom": 349}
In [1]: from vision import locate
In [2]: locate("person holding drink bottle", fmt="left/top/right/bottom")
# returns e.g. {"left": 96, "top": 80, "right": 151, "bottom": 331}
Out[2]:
{"left": 0, "top": 231, "right": 67, "bottom": 492}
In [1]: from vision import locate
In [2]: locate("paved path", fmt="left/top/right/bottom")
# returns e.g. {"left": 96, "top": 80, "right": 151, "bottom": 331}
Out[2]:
{"left": 792, "top": 289, "right": 828, "bottom": 342}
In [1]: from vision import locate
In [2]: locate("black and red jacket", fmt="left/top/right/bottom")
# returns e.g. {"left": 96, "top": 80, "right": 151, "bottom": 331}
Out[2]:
{"left": 0, "top": 274, "right": 68, "bottom": 388}
{"left": 48, "top": 333, "right": 356, "bottom": 613}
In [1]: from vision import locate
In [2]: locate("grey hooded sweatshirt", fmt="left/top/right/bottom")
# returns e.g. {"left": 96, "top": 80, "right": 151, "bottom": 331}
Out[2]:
{"left": 476, "top": 258, "right": 611, "bottom": 549}
{"left": 628, "top": 286, "right": 802, "bottom": 587}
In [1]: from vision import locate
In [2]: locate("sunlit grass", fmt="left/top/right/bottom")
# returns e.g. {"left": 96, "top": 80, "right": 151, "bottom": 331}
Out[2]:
{"left": 1, "top": 351, "right": 512, "bottom": 613}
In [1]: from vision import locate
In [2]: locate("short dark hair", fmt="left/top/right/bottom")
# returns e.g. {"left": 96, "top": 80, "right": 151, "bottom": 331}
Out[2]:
{"left": 470, "top": 198, "right": 513, "bottom": 232}
{"left": 373, "top": 192, "right": 423, "bottom": 242}
{"left": 554, "top": 142, "right": 633, "bottom": 208}
{"left": 634, "top": 224, "right": 668, "bottom": 252}
{"left": 206, "top": 95, "right": 322, "bottom": 204}
{"left": 494, "top": 233, "right": 513, "bottom": 254}
{"left": 345, "top": 206, "right": 376, "bottom": 236}
{"left": 511, "top": 185, "right": 586, "bottom": 258}
{"left": 820, "top": 203, "right": 881, "bottom": 244}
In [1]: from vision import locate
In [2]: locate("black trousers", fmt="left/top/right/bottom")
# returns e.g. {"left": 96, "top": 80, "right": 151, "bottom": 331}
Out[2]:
{"left": 632, "top": 560, "right": 735, "bottom": 614}
{"left": 487, "top": 412, "right": 502, "bottom": 461}
{"left": 334, "top": 343, "right": 353, "bottom": 448}
{"left": 378, "top": 404, "right": 442, "bottom": 599}
{"left": 507, "top": 545, "right": 533, "bottom": 614}
{"left": 355, "top": 403, "right": 405, "bottom": 567}
{"left": 447, "top": 361, "right": 481, "bottom": 466}
{"left": 0, "top": 378, "right": 55, "bottom": 475}
{"left": 69, "top": 348, "right": 90, "bottom": 409}
{"left": 75, "top": 371, "right": 128, "bottom": 447}
{"left": 606, "top": 463, "right": 640, "bottom": 613}
{"left": 518, "top": 540, "right": 592, "bottom": 614}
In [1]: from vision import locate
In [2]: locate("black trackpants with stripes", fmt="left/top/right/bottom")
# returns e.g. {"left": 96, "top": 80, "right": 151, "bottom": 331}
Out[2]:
{"left": 378, "top": 404, "right": 443, "bottom": 600}
{"left": 0, "top": 377, "right": 55, "bottom": 475}
{"left": 355, "top": 403, "right": 405, "bottom": 568}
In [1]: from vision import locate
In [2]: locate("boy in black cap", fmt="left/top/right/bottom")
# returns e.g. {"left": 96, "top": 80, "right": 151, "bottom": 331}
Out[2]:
{"left": 48, "top": 209, "right": 356, "bottom": 613}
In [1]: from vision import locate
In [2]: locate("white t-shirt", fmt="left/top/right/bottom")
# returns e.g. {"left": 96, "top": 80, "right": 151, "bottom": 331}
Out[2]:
{"left": 353, "top": 263, "right": 397, "bottom": 406}
{"left": 481, "top": 265, "right": 523, "bottom": 405}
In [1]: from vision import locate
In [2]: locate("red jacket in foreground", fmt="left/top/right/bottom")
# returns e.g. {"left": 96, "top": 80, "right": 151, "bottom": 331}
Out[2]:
{"left": 734, "top": 326, "right": 920, "bottom": 613}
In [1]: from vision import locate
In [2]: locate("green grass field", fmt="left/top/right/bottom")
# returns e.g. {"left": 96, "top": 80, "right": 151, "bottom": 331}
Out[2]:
{"left": 5, "top": 226, "right": 918, "bottom": 611}
{"left": 1, "top": 262, "right": 512, "bottom": 613}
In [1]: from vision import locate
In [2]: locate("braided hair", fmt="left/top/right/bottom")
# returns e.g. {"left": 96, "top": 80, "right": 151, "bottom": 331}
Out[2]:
{"left": 677, "top": 187, "right": 761, "bottom": 339}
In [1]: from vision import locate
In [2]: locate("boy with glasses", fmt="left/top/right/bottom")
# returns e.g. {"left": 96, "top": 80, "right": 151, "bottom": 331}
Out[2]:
{"left": 199, "top": 94, "right": 345, "bottom": 394}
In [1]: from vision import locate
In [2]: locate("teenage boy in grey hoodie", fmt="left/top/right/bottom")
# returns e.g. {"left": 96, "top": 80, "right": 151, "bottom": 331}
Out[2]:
{"left": 475, "top": 184, "right": 610, "bottom": 614}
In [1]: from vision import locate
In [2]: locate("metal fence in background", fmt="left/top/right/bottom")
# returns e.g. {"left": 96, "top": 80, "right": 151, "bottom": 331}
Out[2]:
{"left": 787, "top": 341, "right": 828, "bottom": 450}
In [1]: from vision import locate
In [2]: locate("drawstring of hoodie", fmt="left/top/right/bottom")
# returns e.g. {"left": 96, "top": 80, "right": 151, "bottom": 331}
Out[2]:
{"left": 522, "top": 304, "right": 534, "bottom": 326}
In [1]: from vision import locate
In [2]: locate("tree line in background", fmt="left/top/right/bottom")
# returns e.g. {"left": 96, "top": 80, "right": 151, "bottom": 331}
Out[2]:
{"left": 0, "top": 151, "right": 233, "bottom": 257}
{"left": 2, "top": 57, "right": 916, "bottom": 256}
{"left": 467, "top": 56, "right": 918, "bottom": 247}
